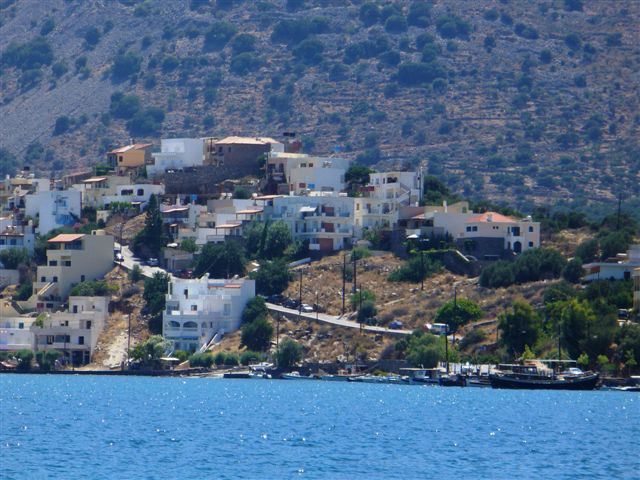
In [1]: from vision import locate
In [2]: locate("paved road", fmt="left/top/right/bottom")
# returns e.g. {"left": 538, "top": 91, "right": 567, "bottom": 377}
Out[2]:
{"left": 266, "top": 303, "right": 412, "bottom": 337}
{"left": 115, "top": 243, "right": 165, "bottom": 278}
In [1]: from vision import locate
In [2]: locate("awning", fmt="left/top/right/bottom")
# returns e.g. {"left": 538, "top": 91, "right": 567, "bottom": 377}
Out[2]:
{"left": 299, "top": 206, "right": 317, "bottom": 213}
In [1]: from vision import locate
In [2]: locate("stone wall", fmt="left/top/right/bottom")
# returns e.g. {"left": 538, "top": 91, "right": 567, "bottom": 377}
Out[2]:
{"left": 163, "top": 164, "right": 259, "bottom": 194}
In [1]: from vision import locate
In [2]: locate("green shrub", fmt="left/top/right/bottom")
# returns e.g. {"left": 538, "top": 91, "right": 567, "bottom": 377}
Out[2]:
{"left": 126, "top": 107, "right": 165, "bottom": 136}
{"left": 240, "top": 350, "right": 263, "bottom": 366}
{"left": 241, "top": 318, "right": 273, "bottom": 352}
{"left": 2, "top": 37, "right": 54, "bottom": 70}
{"left": 53, "top": 116, "right": 70, "bottom": 135}
{"left": 271, "top": 18, "right": 328, "bottom": 45}
{"left": 397, "top": 62, "right": 446, "bottom": 86}
{"left": 230, "top": 52, "right": 263, "bottom": 75}
{"left": 111, "top": 52, "right": 141, "bottom": 80}
{"left": 407, "top": 2, "right": 431, "bottom": 27}
{"left": 69, "top": 280, "right": 115, "bottom": 297}
{"left": 359, "top": 2, "right": 379, "bottom": 26}
{"left": 230, "top": 33, "right": 256, "bottom": 55}
{"left": 214, "top": 351, "right": 226, "bottom": 366}
{"left": 293, "top": 38, "right": 324, "bottom": 65}
{"left": 51, "top": 61, "right": 68, "bottom": 78}
{"left": 15, "top": 349, "right": 34, "bottom": 372}
{"left": 110, "top": 92, "right": 141, "bottom": 119}
{"left": 435, "top": 15, "right": 470, "bottom": 39}
{"left": 385, "top": 15, "right": 407, "bottom": 34}
{"left": 388, "top": 255, "right": 441, "bottom": 283}
{"left": 204, "top": 21, "right": 237, "bottom": 50}
{"left": 224, "top": 353, "right": 239, "bottom": 366}
{"left": 189, "top": 352, "right": 214, "bottom": 368}
{"left": 514, "top": 23, "right": 538, "bottom": 40}
{"left": 19, "top": 68, "right": 42, "bottom": 90}
{"left": 276, "top": 338, "right": 302, "bottom": 368}
{"left": 459, "top": 329, "right": 487, "bottom": 350}
{"left": 84, "top": 27, "right": 101, "bottom": 47}
{"left": 40, "top": 19, "right": 55, "bottom": 36}
{"left": 36, "top": 350, "right": 61, "bottom": 371}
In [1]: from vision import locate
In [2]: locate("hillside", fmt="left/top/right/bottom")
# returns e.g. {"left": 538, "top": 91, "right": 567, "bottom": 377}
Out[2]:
{"left": 1, "top": 0, "right": 638, "bottom": 215}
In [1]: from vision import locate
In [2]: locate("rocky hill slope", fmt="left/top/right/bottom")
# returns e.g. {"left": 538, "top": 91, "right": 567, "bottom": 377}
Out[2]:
{"left": 1, "top": 0, "right": 638, "bottom": 215}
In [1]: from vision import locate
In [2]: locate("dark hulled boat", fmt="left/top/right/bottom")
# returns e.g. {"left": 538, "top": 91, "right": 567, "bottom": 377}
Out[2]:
{"left": 489, "top": 362, "right": 599, "bottom": 391}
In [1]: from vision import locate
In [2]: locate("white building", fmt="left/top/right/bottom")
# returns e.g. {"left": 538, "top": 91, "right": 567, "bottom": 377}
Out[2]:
{"left": 30, "top": 296, "right": 109, "bottom": 365}
{"left": 582, "top": 245, "right": 640, "bottom": 282}
{"left": 163, "top": 275, "right": 255, "bottom": 352}
{"left": 366, "top": 171, "right": 422, "bottom": 205}
{"left": 462, "top": 212, "right": 540, "bottom": 255}
{"left": 267, "top": 152, "right": 350, "bottom": 195}
{"left": 102, "top": 183, "right": 165, "bottom": 210}
{"left": 24, "top": 189, "right": 82, "bottom": 235}
{"left": 0, "top": 301, "right": 34, "bottom": 352}
{"left": 30, "top": 231, "right": 114, "bottom": 311}
{"left": 148, "top": 138, "right": 205, "bottom": 177}
{"left": 270, "top": 194, "right": 356, "bottom": 252}
{"left": 633, "top": 268, "right": 639, "bottom": 314}
{"left": 0, "top": 217, "right": 36, "bottom": 253}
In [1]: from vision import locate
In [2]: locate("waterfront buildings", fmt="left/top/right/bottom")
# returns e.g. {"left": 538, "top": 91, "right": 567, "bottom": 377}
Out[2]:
{"left": 162, "top": 275, "right": 255, "bottom": 352}
{"left": 633, "top": 268, "right": 640, "bottom": 315}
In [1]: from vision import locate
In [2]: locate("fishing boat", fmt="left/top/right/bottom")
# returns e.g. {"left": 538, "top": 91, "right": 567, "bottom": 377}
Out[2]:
{"left": 347, "top": 374, "right": 404, "bottom": 384}
{"left": 281, "top": 371, "right": 316, "bottom": 380}
{"left": 400, "top": 368, "right": 466, "bottom": 386}
{"left": 489, "top": 361, "right": 599, "bottom": 390}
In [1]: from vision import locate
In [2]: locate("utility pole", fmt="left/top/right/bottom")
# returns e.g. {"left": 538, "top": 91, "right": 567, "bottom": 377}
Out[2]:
{"left": 616, "top": 191, "right": 622, "bottom": 231}
{"left": 352, "top": 250, "right": 357, "bottom": 294}
{"left": 342, "top": 254, "right": 346, "bottom": 316}
{"left": 127, "top": 313, "right": 131, "bottom": 369}
{"left": 298, "top": 269, "right": 303, "bottom": 321}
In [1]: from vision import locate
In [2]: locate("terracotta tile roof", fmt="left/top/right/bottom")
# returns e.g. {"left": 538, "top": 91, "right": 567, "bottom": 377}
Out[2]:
{"left": 108, "top": 143, "right": 152, "bottom": 154}
{"left": 466, "top": 212, "right": 516, "bottom": 223}
{"left": 48, "top": 233, "right": 85, "bottom": 243}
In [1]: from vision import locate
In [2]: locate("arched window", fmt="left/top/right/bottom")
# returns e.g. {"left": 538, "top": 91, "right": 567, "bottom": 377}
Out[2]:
{"left": 169, "top": 321, "right": 180, "bottom": 328}
{"left": 183, "top": 321, "right": 198, "bottom": 329}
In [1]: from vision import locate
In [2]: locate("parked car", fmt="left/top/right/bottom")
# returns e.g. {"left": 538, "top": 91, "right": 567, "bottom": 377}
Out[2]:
{"left": 267, "top": 294, "right": 286, "bottom": 305}
{"left": 283, "top": 299, "right": 299, "bottom": 309}
{"left": 147, "top": 258, "right": 159, "bottom": 267}
{"left": 389, "top": 321, "right": 404, "bottom": 330}
{"left": 300, "top": 304, "right": 314, "bottom": 313}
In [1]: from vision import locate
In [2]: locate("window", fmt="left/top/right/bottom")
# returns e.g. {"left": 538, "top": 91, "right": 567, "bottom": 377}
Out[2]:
{"left": 78, "top": 336, "right": 84, "bottom": 345}
{"left": 301, "top": 163, "right": 307, "bottom": 168}
{"left": 137, "top": 189, "right": 144, "bottom": 196}
{"left": 119, "top": 156, "right": 123, "bottom": 163}
{"left": 49, "top": 261, "right": 58, "bottom": 266}
{"left": 53, "top": 276, "right": 58, "bottom": 283}
{"left": 472, "top": 226, "right": 478, "bottom": 232}
{"left": 86, "top": 320, "right": 92, "bottom": 329}
{"left": 9, "top": 239, "right": 16, "bottom": 246}
{"left": 73, "top": 305, "right": 78, "bottom": 313}
{"left": 41, "top": 276, "right": 46, "bottom": 282}
{"left": 529, "top": 226, "right": 534, "bottom": 232}
{"left": 63, "top": 261, "right": 71, "bottom": 267}
{"left": 18, "top": 322, "right": 24, "bottom": 329}
{"left": 528, "top": 241, "right": 534, "bottom": 247}
{"left": 184, "top": 289, "right": 188, "bottom": 299}
{"left": 80, "top": 275, "right": 85, "bottom": 282}
{"left": 466, "top": 226, "right": 472, "bottom": 232}
{"left": 191, "top": 305, "right": 197, "bottom": 311}
{"left": 308, "top": 163, "right": 313, "bottom": 168}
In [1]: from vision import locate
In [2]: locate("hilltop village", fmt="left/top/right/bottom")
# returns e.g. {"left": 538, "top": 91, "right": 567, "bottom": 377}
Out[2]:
{"left": 0, "top": 134, "right": 638, "bottom": 377}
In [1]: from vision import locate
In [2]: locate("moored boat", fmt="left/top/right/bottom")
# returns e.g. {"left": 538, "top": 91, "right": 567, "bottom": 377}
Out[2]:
{"left": 489, "top": 361, "right": 599, "bottom": 390}
{"left": 281, "top": 371, "right": 316, "bottom": 380}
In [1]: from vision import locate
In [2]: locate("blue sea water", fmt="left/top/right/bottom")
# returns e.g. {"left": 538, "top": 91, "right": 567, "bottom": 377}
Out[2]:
{"left": 0, "top": 375, "right": 638, "bottom": 480}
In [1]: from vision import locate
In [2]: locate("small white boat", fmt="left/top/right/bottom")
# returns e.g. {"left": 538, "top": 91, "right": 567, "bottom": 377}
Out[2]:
{"left": 281, "top": 371, "right": 316, "bottom": 380}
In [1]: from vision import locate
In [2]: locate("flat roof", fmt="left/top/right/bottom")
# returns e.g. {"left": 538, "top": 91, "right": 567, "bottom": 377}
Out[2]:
{"left": 162, "top": 206, "right": 190, "bottom": 214}
{"left": 108, "top": 143, "right": 152, "bottom": 154}
{"left": 48, "top": 233, "right": 85, "bottom": 243}
{"left": 236, "top": 208, "right": 263, "bottom": 214}
{"left": 216, "top": 136, "right": 280, "bottom": 145}
{"left": 82, "top": 176, "right": 108, "bottom": 183}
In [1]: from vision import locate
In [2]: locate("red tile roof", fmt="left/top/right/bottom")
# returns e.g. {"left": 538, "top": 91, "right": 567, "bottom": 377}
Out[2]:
{"left": 48, "top": 233, "right": 85, "bottom": 243}
{"left": 466, "top": 212, "right": 516, "bottom": 223}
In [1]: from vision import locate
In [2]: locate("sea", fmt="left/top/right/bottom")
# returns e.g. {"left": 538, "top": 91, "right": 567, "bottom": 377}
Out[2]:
{"left": 0, "top": 375, "right": 638, "bottom": 480}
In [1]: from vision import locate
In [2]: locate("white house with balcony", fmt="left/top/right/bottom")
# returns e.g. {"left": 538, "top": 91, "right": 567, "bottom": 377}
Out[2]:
{"left": 0, "top": 301, "right": 35, "bottom": 352}
{"left": 162, "top": 275, "right": 255, "bottom": 352}
{"left": 102, "top": 183, "right": 165, "bottom": 210}
{"left": 267, "top": 152, "right": 350, "bottom": 195}
{"left": 270, "top": 194, "right": 355, "bottom": 252}
{"left": 0, "top": 217, "right": 36, "bottom": 253}
{"left": 148, "top": 138, "right": 205, "bottom": 177}
{"left": 31, "top": 296, "right": 109, "bottom": 365}
{"left": 24, "top": 188, "right": 82, "bottom": 235}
